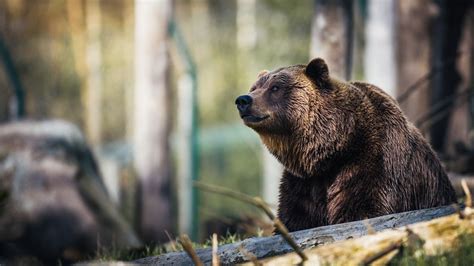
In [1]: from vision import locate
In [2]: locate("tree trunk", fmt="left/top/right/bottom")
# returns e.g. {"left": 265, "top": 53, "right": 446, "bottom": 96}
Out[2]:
{"left": 84, "top": 0, "right": 103, "bottom": 145}
{"left": 176, "top": 73, "right": 195, "bottom": 238}
{"left": 236, "top": 0, "right": 257, "bottom": 50}
{"left": 395, "top": 0, "right": 432, "bottom": 124}
{"left": 443, "top": 4, "right": 474, "bottom": 156}
{"left": 364, "top": 0, "right": 397, "bottom": 97}
{"left": 310, "top": 0, "right": 353, "bottom": 80}
{"left": 123, "top": 0, "right": 134, "bottom": 144}
{"left": 254, "top": 208, "right": 474, "bottom": 265}
{"left": 429, "top": 0, "right": 469, "bottom": 152}
{"left": 470, "top": 8, "right": 474, "bottom": 137}
{"left": 0, "top": 36, "right": 25, "bottom": 120}
{"left": 134, "top": 0, "right": 174, "bottom": 243}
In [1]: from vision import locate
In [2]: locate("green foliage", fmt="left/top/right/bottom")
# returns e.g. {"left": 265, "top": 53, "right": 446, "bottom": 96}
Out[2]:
{"left": 201, "top": 231, "right": 243, "bottom": 248}
{"left": 92, "top": 231, "right": 244, "bottom": 262}
{"left": 93, "top": 245, "right": 167, "bottom": 262}
{"left": 390, "top": 233, "right": 474, "bottom": 266}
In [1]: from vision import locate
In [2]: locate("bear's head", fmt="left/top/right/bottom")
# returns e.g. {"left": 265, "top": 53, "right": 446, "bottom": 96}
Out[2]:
{"left": 235, "top": 58, "right": 356, "bottom": 177}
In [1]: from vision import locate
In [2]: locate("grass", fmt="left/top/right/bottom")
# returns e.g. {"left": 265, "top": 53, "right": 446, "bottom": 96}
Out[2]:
{"left": 92, "top": 231, "right": 244, "bottom": 262}
{"left": 389, "top": 233, "right": 474, "bottom": 266}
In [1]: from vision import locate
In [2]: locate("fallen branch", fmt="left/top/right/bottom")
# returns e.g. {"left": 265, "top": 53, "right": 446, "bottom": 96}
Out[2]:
{"left": 134, "top": 205, "right": 458, "bottom": 265}
{"left": 273, "top": 219, "right": 308, "bottom": 262}
{"left": 251, "top": 207, "right": 474, "bottom": 265}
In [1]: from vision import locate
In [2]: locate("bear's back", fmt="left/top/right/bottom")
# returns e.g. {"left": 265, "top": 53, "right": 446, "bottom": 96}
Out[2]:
{"left": 349, "top": 81, "right": 457, "bottom": 210}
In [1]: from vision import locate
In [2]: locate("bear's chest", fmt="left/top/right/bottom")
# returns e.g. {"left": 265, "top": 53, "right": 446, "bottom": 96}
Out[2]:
{"left": 278, "top": 168, "right": 373, "bottom": 231}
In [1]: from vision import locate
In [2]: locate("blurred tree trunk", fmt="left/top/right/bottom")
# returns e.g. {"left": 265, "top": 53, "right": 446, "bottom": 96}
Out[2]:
{"left": 430, "top": 0, "right": 469, "bottom": 153}
{"left": 443, "top": 4, "right": 474, "bottom": 156}
{"left": 176, "top": 73, "right": 193, "bottom": 237}
{"left": 0, "top": 3, "right": 8, "bottom": 122}
{"left": 310, "top": 0, "right": 353, "bottom": 80}
{"left": 84, "top": 0, "right": 103, "bottom": 145}
{"left": 123, "top": 0, "right": 134, "bottom": 144}
{"left": 364, "top": 0, "right": 396, "bottom": 97}
{"left": 134, "top": 0, "right": 173, "bottom": 243}
{"left": 395, "top": 0, "right": 432, "bottom": 124}
{"left": 237, "top": 0, "right": 257, "bottom": 50}
{"left": 350, "top": 0, "right": 366, "bottom": 80}
{"left": 0, "top": 36, "right": 25, "bottom": 120}
{"left": 67, "top": 0, "right": 103, "bottom": 145}
{"left": 470, "top": 8, "right": 474, "bottom": 139}
{"left": 0, "top": 0, "right": 25, "bottom": 120}
{"left": 66, "top": 0, "right": 86, "bottom": 80}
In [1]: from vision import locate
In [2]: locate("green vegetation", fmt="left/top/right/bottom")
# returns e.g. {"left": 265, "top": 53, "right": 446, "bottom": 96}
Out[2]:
{"left": 94, "top": 245, "right": 166, "bottom": 262}
{"left": 92, "top": 231, "right": 244, "bottom": 262}
{"left": 390, "top": 233, "right": 474, "bottom": 266}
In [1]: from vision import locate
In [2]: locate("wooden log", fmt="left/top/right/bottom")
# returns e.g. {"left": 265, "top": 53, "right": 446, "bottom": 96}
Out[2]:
{"left": 252, "top": 208, "right": 474, "bottom": 265}
{"left": 134, "top": 205, "right": 457, "bottom": 265}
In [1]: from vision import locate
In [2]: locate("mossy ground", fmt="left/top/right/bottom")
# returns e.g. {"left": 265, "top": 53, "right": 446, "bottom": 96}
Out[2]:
{"left": 389, "top": 233, "right": 474, "bottom": 266}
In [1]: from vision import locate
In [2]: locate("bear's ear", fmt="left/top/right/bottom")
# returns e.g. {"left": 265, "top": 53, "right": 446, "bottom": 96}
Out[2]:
{"left": 305, "top": 58, "right": 331, "bottom": 90}
{"left": 257, "top": 70, "right": 269, "bottom": 79}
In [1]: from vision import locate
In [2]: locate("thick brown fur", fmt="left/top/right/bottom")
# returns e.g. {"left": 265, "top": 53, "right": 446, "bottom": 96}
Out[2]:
{"left": 236, "top": 58, "right": 457, "bottom": 232}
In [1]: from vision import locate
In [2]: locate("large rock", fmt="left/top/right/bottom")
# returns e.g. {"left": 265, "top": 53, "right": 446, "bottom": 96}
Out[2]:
{"left": 0, "top": 120, "right": 140, "bottom": 262}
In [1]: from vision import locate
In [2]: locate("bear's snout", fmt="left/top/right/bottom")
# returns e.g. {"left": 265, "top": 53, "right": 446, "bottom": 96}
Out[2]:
{"left": 235, "top": 95, "right": 253, "bottom": 113}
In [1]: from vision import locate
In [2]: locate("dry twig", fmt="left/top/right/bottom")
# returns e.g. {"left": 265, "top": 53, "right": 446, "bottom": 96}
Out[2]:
{"left": 364, "top": 218, "right": 375, "bottom": 235}
{"left": 462, "top": 179, "right": 472, "bottom": 208}
{"left": 164, "top": 230, "right": 178, "bottom": 252}
{"left": 273, "top": 219, "right": 308, "bottom": 262}
{"left": 179, "top": 234, "right": 203, "bottom": 266}
{"left": 212, "top": 233, "right": 220, "bottom": 266}
{"left": 361, "top": 240, "right": 403, "bottom": 265}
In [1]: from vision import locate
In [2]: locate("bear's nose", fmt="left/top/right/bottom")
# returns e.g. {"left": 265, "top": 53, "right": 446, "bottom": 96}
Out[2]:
{"left": 235, "top": 95, "right": 253, "bottom": 112}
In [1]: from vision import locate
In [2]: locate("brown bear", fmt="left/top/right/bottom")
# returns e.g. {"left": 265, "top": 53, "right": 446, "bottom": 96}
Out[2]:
{"left": 235, "top": 58, "right": 457, "bottom": 232}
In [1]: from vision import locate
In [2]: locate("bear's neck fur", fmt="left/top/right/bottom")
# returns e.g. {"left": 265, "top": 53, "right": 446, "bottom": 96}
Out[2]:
{"left": 260, "top": 79, "right": 381, "bottom": 179}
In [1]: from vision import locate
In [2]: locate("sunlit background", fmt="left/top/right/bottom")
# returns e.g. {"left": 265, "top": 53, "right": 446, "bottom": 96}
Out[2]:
{"left": 0, "top": 0, "right": 473, "bottom": 263}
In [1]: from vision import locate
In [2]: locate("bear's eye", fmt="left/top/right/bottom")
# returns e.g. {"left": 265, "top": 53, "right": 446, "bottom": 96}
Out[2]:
{"left": 271, "top": 86, "right": 279, "bottom": 92}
